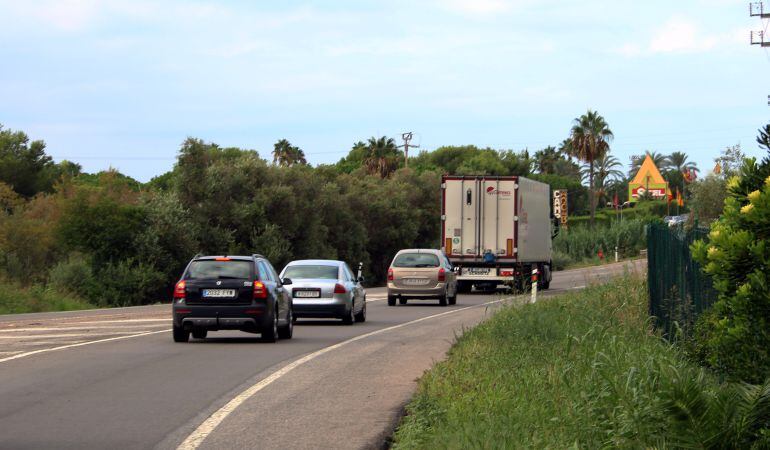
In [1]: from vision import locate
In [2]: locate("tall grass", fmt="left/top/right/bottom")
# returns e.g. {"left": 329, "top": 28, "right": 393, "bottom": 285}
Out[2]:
{"left": 392, "top": 276, "right": 770, "bottom": 449}
{"left": 0, "top": 278, "right": 94, "bottom": 315}
{"left": 552, "top": 219, "right": 648, "bottom": 269}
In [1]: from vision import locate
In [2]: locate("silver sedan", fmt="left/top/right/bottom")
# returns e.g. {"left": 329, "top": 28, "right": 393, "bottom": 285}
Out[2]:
{"left": 279, "top": 260, "right": 366, "bottom": 324}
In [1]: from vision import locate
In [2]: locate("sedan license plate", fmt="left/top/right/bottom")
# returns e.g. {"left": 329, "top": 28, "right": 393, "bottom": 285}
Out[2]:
{"left": 202, "top": 289, "right": 236, "bottom": 298}
{"left": 403, "top": 278, "right": 430, "bottom": 286}
{"left": 462, "top": 267, "right": 493, "bottom": 276}
{"left": 294, "top": 290, "right": 321, "bottom": 298}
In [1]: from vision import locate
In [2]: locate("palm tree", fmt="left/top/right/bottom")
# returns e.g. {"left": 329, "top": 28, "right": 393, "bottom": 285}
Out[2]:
{"left": 565, "top": 110, "right": 614, "bottom": 227}
{"left": 628, "top": 151, "right": 667, "bottom": 178}
{"left": 272, "top": 139, "right": 307, "bottom": 167}
{"left": 583, "top": 154, "right": 624, "bottom": 207}
{"left": 533, "top": 146, "right": 560, "bottom": 174}
{"left": 667, "top": 151, "right": 698, "bottom": 175}
{"left": 363, "top": 136, "right": 400, "bottom": 178}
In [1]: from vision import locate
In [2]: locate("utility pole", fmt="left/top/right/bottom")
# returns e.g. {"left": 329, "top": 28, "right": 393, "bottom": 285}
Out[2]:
{"left": 750, "top": 2, "right": 770, "bottom": 104}
{"left": 399, "top": 132, "right": 419, "bottom": 168}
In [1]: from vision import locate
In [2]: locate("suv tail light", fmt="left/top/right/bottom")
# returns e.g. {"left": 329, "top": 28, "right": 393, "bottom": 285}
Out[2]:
{"left": 438, "top": 268, "right": 446, "bottom": 282}
{"left": 334, "top": 283, "right": 347, "bottom": 294}
{"left": 173, "top": 280, "right": 186, "bottom": 299}
{"left": 387, "top": 268, "right": 394, "bottom": 281}
{"left": 253, "top": 281, "right": 268, "bottom": 299}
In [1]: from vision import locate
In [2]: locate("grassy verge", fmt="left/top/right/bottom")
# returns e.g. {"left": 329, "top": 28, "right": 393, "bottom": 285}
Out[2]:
{"left": 392, "top": 275, "right": 770, "bottom": 449}
{"left": 0, "top": 279, "right": 95, "bottom": 315}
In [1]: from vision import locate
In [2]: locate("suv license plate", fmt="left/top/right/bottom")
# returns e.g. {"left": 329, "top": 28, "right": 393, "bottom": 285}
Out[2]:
{"left": 295, "top": 290, "right": 320, "bottom": 298}
{"left": 202, "top": 289, "right": 236, "bottom": 298}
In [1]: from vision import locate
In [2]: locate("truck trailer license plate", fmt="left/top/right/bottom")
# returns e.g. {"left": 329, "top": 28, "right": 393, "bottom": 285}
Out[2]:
{"left": 462, "top": 268, "right": 494, "bottom": 276}
{"left": 202, "top": 289, "right": 236, "bottom": 298}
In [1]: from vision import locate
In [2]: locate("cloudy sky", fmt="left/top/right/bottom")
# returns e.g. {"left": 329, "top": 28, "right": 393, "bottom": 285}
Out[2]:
{"left": 0, "top": 0, "right": 768, "bottom": 181}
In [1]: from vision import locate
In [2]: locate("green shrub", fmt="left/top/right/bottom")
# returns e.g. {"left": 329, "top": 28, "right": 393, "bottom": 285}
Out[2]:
{"left": 392, "top": 276, "right": 770, "bottom": 449}
{"left": 691, "top": 144, "right": 770, "bottom": 382}
{"left": 48, "top": 253, "right": 97, "bottom": 298}
{"left": 97, "top": 259, "right": 166, "bottom": 307}
{"left": 0, "top": 278, "right": 93, "bottom": 314}
{"left": 553, "top": 218, "right": 648, "bottom": 264}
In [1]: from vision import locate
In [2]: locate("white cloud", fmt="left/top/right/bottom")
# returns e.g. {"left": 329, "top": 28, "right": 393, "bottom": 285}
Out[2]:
{"left": 649, "top": 18, "right": 716, "bottom": 53}
{"left": 615, "top": 17, "right": 750, "bottom": 56}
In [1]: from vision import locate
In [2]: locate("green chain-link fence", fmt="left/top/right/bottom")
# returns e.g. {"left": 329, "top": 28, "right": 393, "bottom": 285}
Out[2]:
{"left": 647, "top": 223, "right": 718, "bottom": 338}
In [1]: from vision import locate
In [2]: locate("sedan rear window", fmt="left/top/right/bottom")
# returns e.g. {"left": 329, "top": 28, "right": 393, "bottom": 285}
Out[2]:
{"left": 283, "top": 265, "right": 339, "bottom": 280}
{"left": 393, "top": 253, "right": 440, "bottom": 268}
{"left": 186, "top": 260, "right": 252, "bottom": 280}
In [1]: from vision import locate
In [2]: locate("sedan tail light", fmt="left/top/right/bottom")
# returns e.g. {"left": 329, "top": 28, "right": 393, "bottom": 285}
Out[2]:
{"left": 173, "top": 280, "right": 186, "bottom": 299}
{"left": 253, "top": 281, "right": 268, "bottom": 299}
{"left": 334, "top": 283, "right": 347, "bottom": 294}
{"left": 387, "top": 268, "right": 394, "bottom": 281}
{"left": 438, "top": 268, "right": 446, "bottom": 282}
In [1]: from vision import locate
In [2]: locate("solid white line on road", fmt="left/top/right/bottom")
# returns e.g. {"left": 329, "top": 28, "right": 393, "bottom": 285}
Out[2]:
{"left": 66, "top": 318, "right": 171, "bottom": 324}
{"left": 177, "top": 296, "right": 516, "bottom": 450}
{"left": 0, "top": 324, "right": 169, "bottom": 333}
{"left": 0, "top": 330, "right": 169, "bottom": 364}
{"left": 0, "top": 331, "right": 149, "bottom": 339}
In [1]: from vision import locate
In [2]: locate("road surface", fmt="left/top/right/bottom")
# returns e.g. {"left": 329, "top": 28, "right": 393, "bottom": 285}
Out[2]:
{"left": 0, "top": 260, "right": 644, "bottom": 449}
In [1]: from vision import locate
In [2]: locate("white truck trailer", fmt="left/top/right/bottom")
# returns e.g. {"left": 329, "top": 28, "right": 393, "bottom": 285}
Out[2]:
{"left": 440, "top": 175, "right": 554, "bottom": 292}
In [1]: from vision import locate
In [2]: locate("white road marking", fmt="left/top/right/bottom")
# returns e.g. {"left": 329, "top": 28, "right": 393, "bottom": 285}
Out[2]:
{"left": 0, "top": 330, "right": 169, "bottom": 364}
{"left": 66, "top": 318, "right": 170, "bottom": 324}
{"left": 0, "top": 331, "right": 148, "bottom": 339}
{"left": 0, "top": 324, "right": 169, "bottom": 333}
{"left": 13, "top": 340, "right": 88, "bottom": 346}
{"left": 177, "top": 295, "right": 515, "bottom": 450}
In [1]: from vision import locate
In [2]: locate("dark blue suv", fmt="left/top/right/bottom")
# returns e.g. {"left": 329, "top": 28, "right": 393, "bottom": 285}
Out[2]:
{"left": 171, "top": 254, "right": 293, "bottom": 342}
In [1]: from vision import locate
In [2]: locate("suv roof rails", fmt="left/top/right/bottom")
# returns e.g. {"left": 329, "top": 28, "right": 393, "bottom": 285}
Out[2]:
{"left": 252, "top": 253, "right": 265, "bottom": 259}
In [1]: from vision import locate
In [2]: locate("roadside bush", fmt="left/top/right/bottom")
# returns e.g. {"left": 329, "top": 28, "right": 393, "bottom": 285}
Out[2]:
{"left": 48, "top": 253, "right": 97, "bottom": 298}
{"left": 97, "top": 259, "right": 166, "bottom": 307}
{"left": 0, "top": 277, "right": 93, "bottom": 314}
{"left": 691, "top": 138, "right": 770, "bottom": 382}
{"left": 393, "top": 276, "right": 770, "bottom": 449}
{"left": 553, "top": 219, "right": 647, "bottom": 265}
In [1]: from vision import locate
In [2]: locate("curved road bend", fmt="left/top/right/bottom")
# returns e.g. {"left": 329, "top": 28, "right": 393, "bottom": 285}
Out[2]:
{"left": 0, "top": 260, "right": 644, "bottom": 449}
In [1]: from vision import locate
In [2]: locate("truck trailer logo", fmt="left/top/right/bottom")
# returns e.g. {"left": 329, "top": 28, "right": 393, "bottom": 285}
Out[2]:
{"left": 486, "top": 186, "right": 511, "bottom": 196}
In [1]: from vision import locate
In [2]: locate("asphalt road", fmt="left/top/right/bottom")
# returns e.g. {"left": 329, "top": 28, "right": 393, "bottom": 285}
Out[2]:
{"left": 0, "top": 260, "right": 644, "bottom": 449}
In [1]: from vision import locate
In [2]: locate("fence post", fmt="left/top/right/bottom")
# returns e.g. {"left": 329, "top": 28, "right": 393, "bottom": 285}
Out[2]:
{"left": 530, "top": 267, "right": 538, "bottom": 303}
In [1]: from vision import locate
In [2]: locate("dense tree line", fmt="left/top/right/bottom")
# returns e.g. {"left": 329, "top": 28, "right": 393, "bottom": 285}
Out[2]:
{"left": 0, "top": 114, "right": 706, "bottom": 307}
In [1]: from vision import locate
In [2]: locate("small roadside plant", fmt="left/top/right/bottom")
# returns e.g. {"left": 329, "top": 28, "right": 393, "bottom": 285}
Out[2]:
{"left": 691, "top": 123, "right": 770, "bottom": 382}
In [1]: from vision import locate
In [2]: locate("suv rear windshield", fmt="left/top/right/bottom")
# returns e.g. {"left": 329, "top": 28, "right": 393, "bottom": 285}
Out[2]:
{"left": 393, "top": 253, "right": 440, "bottom": 268}
{"left": 186, "top": 260, "right": 252, "bottom": 280}
{"left": 283, "top": 265, "right": 339, "bottom": 280}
